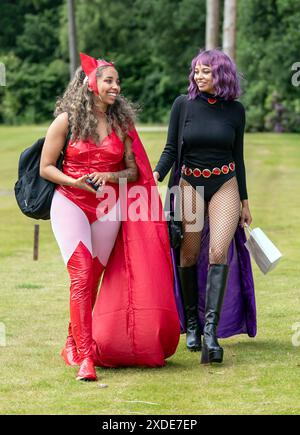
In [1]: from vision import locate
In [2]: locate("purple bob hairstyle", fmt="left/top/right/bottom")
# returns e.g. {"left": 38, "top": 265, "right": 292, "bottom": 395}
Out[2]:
{"left": 188, "top": 49, "right": 242, "bottom": 101}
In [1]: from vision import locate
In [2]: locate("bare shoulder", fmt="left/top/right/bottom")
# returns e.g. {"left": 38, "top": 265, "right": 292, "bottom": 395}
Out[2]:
{"left": 43, "top": 112, "right": 69, "bottom": 155}
{"left": 49, "top": 112, "right": 69, "bottom": 134}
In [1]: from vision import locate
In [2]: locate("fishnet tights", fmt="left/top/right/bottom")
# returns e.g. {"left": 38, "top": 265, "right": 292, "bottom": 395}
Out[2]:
{"left": 179, "top": 177, "right": 240, "bottom": 267}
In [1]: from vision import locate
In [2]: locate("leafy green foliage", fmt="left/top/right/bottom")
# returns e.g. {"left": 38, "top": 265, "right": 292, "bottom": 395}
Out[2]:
{"left": 1, "top": 0, "right": 300, "bottom": 129}
{"left": 71, "top": 0, "right": 206, "bottom": 122}
{"left": 237, "top": 0, "right": 300, "bottom": 131}
{"left": 0, "top": 0, "right": 67, "bottom": 124}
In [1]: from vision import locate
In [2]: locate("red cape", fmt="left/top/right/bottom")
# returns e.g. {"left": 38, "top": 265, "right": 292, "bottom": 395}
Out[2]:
{"left": 92, "top": 128, "right": 180, "bottom": 367}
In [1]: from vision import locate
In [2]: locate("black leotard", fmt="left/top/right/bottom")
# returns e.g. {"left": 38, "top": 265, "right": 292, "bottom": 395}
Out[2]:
{"left": 155, "top": 93, "right": 248, "bottom": 202}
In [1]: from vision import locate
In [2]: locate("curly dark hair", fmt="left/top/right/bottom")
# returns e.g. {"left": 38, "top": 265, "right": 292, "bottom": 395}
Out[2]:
{"left": 54, "top": 66, "right": 138, "bottom": 143}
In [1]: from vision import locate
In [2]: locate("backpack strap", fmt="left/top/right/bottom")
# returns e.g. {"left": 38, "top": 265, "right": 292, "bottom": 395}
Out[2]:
{"left": 62, "top": 113, "right": 72, "bottom": 154}
{"left": 60, "top": 129, "right": 71, "bottom": 157}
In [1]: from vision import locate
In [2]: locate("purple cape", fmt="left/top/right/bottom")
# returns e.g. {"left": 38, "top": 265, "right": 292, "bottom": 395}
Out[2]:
{"left": 169, "top": 170, "right": 257, "bottom": 339}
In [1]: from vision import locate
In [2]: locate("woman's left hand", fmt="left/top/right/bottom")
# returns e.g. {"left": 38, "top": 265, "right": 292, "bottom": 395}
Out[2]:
{"left": 88, "top": 172, "right": 112, "bottom": 187}
{"left": 239, "top": 203, "right": 252, "bottom": 228}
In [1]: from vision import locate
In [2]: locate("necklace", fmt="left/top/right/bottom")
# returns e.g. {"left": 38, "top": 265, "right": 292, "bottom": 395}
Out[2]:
{"left": 199, "top": 92, "right": 225, "bottom": 104}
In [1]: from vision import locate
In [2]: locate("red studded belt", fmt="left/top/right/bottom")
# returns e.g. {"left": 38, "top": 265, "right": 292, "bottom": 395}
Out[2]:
{"left": 181, "top": 162, "right": 235, "bottom": 178}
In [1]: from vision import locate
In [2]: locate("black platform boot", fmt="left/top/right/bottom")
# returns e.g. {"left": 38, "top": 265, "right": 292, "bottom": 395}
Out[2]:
{"left": 201, "top": 264, "right": 229, "bottom": 364}
{"left": 178, "top": 265, "right": 201, "bottom": 352}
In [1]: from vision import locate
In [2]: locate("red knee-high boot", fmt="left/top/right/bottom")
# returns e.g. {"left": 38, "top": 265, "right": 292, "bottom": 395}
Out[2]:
{"left": 91, "top": 257, "right": 105, "bottom": 311}
{"left": 60, "top": 322, "right": 82, "bottom": 366}
{"left": 67, "top": 242, "right": 97, "bottom": 381}
{"left": 61, "top": 256, "right": 104, "bottom": 368}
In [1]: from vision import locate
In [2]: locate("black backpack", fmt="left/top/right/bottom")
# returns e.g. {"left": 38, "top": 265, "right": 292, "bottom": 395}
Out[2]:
{"left": 14, "top": 131, "right": 71, "bottom": 220}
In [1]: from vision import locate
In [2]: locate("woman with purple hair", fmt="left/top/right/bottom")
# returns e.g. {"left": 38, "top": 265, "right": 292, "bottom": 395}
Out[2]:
{"left": 153, "top": 49, "right": 256, "bottom": 364}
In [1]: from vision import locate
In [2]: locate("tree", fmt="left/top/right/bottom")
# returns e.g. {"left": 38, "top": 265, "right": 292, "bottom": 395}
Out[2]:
{"left": 206, "top": 0, "right": 220, "bottom": 49}
{"left": 0, "top": 0, "right": 68, "bottom": 124}
{"left": 223, "top": 0, "right": 237, "bottom": 60}
{"left": 67, "top": 0, "right": 78, "bottom": 78}
{"left": 1, "top": 0, "right": 299, "bottom": 129}
{"left": 237, "top": 0, "right": 300, "bottom": 132}
{"left": 70, "top": 0, "right": 206, "bottom": 122}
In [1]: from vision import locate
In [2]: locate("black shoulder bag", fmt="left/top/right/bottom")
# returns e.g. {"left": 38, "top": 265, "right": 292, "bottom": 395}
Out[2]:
{"left": 14, "top": 130, "right": 71, "bottom": 220}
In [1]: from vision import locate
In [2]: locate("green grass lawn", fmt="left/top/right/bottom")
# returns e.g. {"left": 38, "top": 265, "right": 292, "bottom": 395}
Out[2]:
{"left": 0, "top": 125, "right": 300, "bottom": 414}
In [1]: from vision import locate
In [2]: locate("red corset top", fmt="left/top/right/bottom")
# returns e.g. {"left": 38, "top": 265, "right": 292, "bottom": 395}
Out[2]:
{"left": 62, "top": 130, "right": 125, "bottom": 177}
{"left": 56, "top": 130, "right": 126, "bottom": 223}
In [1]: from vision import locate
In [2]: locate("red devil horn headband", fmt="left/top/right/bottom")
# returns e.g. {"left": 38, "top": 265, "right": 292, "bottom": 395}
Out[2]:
{"left": 79, "top": 52, "right": 115, "bottom": 95}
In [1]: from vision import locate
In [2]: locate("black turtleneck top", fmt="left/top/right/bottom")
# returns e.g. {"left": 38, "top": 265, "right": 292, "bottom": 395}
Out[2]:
{"left": 155, "top": 93, "right": 248, "bottom": 200}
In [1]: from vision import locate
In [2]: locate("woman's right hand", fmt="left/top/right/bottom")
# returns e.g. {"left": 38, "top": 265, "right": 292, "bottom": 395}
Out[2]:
{"left": 72, "top": 174, "right": 97, "bottom": 194}
{"left": 153, "top": 171, "right": 160, "bottom": 184}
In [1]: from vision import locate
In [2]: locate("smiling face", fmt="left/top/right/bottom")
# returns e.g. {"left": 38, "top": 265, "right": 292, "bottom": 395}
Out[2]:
{"left": 194, "top": 63, "right": 215, "bottom": 94}
{"left": 96, "top": 66, "right": 121, "bottom": 107}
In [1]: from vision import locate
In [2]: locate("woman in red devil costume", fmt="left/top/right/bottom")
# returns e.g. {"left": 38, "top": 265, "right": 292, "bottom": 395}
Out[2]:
{"left": 40, "top": 53, "right": 180, "bottom": 381}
